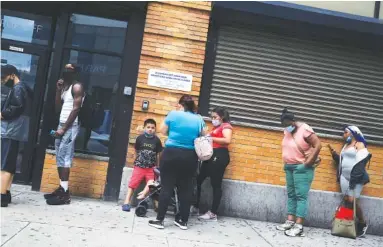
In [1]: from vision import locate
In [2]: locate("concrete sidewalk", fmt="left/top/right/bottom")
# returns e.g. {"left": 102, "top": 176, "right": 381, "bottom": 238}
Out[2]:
{"left": 1, "top": 185, "right": 382, "bottom": 247}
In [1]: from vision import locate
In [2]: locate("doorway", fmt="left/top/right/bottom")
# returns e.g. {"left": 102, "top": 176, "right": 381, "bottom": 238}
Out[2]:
{"left": 1, "top": 41, "right": 49, "bottom": 184}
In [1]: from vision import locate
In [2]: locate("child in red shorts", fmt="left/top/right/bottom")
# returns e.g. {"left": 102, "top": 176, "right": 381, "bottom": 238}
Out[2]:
{"left": 122, "top": 119, "right": 163, "bottom": 212}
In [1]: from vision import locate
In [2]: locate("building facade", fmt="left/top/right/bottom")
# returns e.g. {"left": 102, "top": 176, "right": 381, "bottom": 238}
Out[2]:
{"left": 1, "top": 1, "right": 382, "bottom": 234}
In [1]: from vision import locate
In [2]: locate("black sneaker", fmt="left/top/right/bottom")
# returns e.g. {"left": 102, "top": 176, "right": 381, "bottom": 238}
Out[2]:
{"left": 357, "top": 223, "right": 368, "bottom": 237}
{"left": 1, "top": 193, "right": 9, "bottom": 207}
{"left": 6, "top": 190, "right": 11, "bottom": 204}
{"left": 174, "top": 218, "right": 188, "bottom": 230}
{"left": 148, "top": 220, "right": 164, "bottom": 229}
{"left": 44, "top": 186, "right": 64, "bottom": 199}
{"left": 46, "top": 190, "right": 71, "bottom": 205}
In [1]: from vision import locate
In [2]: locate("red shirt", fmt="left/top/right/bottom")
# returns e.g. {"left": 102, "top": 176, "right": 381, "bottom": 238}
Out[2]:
{"left": 211, "top": 123, "right": 233, "bottom": 149}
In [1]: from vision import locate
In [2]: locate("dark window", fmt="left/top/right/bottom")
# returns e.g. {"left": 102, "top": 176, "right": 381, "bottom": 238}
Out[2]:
{"left": 66, "top": 14, "right": 128, "bottom": 54}
{"left": 63, "top": 50, "right": 122, "bottom": 155}
{"left": 1, "top": 10, "right": 52, "bottom": 45}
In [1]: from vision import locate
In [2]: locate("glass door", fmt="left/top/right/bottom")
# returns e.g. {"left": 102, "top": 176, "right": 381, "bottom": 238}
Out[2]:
{"left": 1, "top": 40, "right": 48, "bottom": 183}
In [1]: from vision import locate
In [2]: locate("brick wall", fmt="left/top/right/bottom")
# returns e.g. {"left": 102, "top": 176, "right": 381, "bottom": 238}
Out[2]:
{"left": 127, "top": 0, "right": 383, "bottom": 199}
{"left": 224, "top": 125, "right": 383, "bottom": 198}
{"left": 127, "top": 1, "right": 212, "bottom": 162}
{"left": 40, "top": 154, "right": 108, "bottom": 199}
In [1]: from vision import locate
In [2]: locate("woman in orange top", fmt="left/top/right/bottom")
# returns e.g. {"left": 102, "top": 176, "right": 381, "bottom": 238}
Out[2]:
{"left": 192, "top": 107, "right": 233, "bottom": 221}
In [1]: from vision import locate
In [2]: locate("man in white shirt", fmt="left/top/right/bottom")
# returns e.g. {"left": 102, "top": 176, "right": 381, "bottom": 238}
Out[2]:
{"left": 44, "top": 64, "right": 84, "bottom": 205}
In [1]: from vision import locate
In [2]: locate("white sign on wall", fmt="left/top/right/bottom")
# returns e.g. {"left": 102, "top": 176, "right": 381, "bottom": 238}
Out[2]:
{"left": 148, "top": 69, "right": 193, "bottom": 92}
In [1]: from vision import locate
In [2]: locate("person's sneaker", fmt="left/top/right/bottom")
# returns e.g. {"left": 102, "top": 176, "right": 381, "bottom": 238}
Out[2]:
{"left": 1, "top": 194, "right": 9, "bottom": 207}
{"left": 198, "top": 211, "right": 217, "bottom": 221}
{"left": 276, "top": 220, "right": 295, "bottom": 231}
{"left": 44, "top": 186, "right": 64, "bottom": 199}
{"left": 148, "top": 220, "right": 164, "bottom": 229}
{"left": 46, "top": 190, "right": 71, "bottom": 205}
{"left": 190, "top": 205, "right": 200, "bottom": 216}
{"left": 122, "top": 204, "right": 131, "bottom": 212}
{"left": 6, "top": 190, "right": 11, "bottom": 204}
{"left": 357, "top": 222, "right": 368, "bottom": 237}
{"left": 285, "top": 224, "right": 305, "bottom": 237}
{"left": 174, "top": 218, "right": 188, "bottom": 230}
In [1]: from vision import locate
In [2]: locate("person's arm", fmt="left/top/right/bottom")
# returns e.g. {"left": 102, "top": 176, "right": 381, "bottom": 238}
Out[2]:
{"left": 156, "top": 138, "right": 163, "bottom": 167}
{"left": 304, "top": 133, "right": 322, "bottom": 166}
{"left": 156, "top": 153, "right": 161, "bottom": 167}
{"left": 55, "top": 79, "right": 64, "bottom": 113}
{"left": 1, "top": 86, "right": 26, "bottom": 120}
{"left": 327, "top": 144, "right": 340, "bottom": 166}
{"left": 212, "top": 128, "right": 233, "bottom": 145}
{"left": 56, "top": 83, "right": 84, "bottom": 136}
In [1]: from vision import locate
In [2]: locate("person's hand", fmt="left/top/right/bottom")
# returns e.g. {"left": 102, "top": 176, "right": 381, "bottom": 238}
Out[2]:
{"left": 0, "top": 113, "right": 2, "bottom": 119}
{"left": 327, "top": 144, "right": 334, "bottom": 153}
{"left": 55, "top": 128, "right": 65, "bottom": 137}
{"left": 56, "top": 79, "right": 64, "bottom": 91}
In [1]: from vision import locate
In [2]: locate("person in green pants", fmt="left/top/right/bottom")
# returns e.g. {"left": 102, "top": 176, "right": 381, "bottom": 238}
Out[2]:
{"left": 276, "top": 108, "right": 322, "bottom": 237}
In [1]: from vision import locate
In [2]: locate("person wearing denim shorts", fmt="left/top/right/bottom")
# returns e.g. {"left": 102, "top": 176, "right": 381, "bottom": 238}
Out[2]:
{"left": 44, "top": 64, "right": 84, "bottom": 205}
{"left": 276, "top": 108, "right": 322, "bottom": 237}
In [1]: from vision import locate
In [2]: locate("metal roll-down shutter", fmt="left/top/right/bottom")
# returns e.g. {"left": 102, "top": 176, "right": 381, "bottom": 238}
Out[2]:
{"left": 209, "top": 25, "right": 383, "bottom": 144}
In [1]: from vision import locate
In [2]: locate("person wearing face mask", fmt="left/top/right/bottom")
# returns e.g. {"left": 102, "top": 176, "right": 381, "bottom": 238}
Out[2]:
{"left": 277, "top": 108, "right": 321, "bottom": 237}
{"left": 148, "top": 95, "right": 205, "bottom": 230}
{"left": 190, "top": 106, "right": 233, "bottom": 221}
{"left": 1, "top": 65, "right": 32, "bottom": 207}
{"left": 328, "top": 126, "right": 371, "bottom": 237}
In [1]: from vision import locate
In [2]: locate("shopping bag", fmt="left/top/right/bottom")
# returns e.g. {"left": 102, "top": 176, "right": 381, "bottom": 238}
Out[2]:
{"left": 331, "top": 193, "right": 357, "bottom": 239}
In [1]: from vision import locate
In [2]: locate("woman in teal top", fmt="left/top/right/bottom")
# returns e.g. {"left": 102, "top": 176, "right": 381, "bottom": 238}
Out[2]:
{"left": 148, "top": 95, "right": 205, "bottom": 230}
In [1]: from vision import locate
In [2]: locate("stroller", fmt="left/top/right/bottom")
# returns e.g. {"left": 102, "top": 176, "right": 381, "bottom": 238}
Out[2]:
{"left": 135, "top": 168, "right": 180, "bottom": 217}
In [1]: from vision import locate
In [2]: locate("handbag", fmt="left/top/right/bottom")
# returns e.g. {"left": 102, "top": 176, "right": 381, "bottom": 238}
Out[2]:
{"left": 331, "top": 192, "right": 357, "bottom": 239}
{"left": 194, "top": 115, "right": 213, "bottom": 161}
{"left": 292, "top": 135, "right": 321, "bottom": 167}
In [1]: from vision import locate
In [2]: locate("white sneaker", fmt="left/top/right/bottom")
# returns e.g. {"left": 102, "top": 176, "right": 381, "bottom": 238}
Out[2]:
{"left": 284, "top": 224, "right": 305, "bottom": 237}
{"left": 198, "top": 211, "right": 217, "bottom": 221}
{"left": 276, "top": 220, "right": 295, "bottom": 231}
{"left": 190, "top": 206, "right": 200, "bottom": 216}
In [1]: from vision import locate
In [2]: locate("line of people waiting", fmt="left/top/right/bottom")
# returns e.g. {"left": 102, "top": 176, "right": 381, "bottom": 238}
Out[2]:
{"left": 1, "top": 65, "right": 371, "bottom": 238}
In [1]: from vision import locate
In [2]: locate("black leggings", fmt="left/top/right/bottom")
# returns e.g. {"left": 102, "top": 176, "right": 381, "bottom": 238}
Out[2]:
{"left": 195, "top": 148, "right": 230, "bottom": 214}
{"left": 156, "top": 147, "right": 198, "bottom": 222}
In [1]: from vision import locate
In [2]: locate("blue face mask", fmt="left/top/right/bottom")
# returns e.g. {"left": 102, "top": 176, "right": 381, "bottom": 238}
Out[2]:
{"left": 144, "top": 130, "right": 154, "bottom": 138}
{"left": 286, "top": 125, "right": 296, "bottom": 133}
{"left": 345, "top": 136, "right": 352, "bottom": 143}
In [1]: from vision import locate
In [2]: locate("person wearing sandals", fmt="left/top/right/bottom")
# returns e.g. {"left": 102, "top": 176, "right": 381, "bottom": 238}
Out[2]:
{"left": 277, "top": 108, "right": 322, "bottom": 237}
{"left": 191, "top": 106, "right": 233, "bottom": 221}
{"left": 328, "top": 125, "right": 371, "bottom": 237}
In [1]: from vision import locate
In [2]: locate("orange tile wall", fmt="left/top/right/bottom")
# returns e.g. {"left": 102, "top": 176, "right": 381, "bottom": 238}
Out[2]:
{"left": 40, "top": 154, "right": 108, "bottom": 199}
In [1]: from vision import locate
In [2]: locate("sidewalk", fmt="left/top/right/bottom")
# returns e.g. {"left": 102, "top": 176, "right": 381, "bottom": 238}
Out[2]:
{"left": 1, "top": 185, "right": 382, "bottom": 247}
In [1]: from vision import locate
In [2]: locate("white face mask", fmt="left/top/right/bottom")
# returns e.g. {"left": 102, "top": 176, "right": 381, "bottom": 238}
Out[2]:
{"left": 212, "top": 119, "right": 221, "bottom": 127}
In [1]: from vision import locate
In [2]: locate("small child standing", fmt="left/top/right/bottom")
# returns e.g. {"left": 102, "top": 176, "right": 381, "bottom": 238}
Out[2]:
{"left": 122, "top": 119, "right": 163, "bottom": 212}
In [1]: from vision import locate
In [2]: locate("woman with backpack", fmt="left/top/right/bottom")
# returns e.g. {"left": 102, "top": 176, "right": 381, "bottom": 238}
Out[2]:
{"left": 191, "top": 106, "right": 233, "bottom": 221}
{"left": 276, "top": 108, "right": 321, "bottom": 237}
{"left": 328, "top": 125, "right": 371, "bottom": 237}
{"left": 148, "top": 95, "right": 205, "bottom": 230}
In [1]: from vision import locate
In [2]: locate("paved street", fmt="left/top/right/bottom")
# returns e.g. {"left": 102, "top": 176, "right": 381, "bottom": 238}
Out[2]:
{"left": 1, "top": 185, "right": 382, "bottom": 247}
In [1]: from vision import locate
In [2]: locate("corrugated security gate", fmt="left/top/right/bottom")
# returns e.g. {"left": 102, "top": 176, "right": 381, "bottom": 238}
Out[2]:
{"left": 209, "top": 25, "right": 383, "bottom": 144}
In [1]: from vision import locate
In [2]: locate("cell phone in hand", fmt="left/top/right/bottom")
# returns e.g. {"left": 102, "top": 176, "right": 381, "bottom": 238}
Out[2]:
{"left": 50, "top": 130, "right": 56, "bottom": 137}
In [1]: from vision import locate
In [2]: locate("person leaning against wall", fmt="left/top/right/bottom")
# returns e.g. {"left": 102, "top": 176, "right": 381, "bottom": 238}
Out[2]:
{"left": 276, "top": 108, "right": 322, "bottom": 237}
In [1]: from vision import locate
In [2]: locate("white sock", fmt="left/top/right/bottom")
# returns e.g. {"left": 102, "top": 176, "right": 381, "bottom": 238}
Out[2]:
{"left": 60, "top": 180, "right": 69, "bottom": 191}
